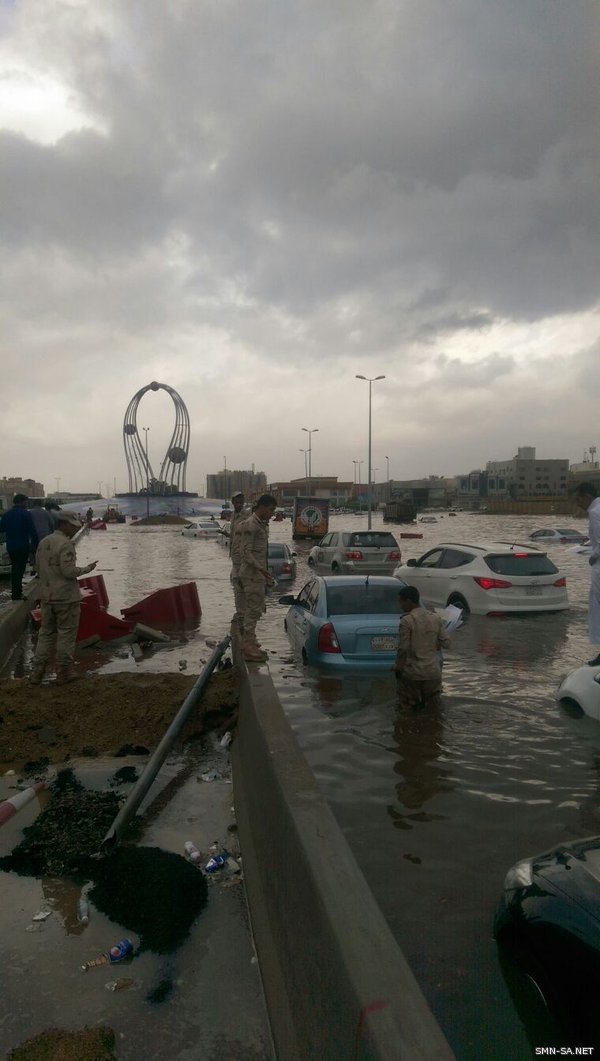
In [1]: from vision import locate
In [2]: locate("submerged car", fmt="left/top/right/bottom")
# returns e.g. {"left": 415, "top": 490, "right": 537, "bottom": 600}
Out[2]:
{"left": 181, "top": 520, "right": 223, "bottom": 539}
{"left": 267, "top": 542, "right": 297, "bottom": 581}
{"left": 307, "top": 530, "right": 401, "bottom": 576}
{"left": 529, "top": 527, "right": 588, "bottom": 544}
{"left": 494, "top": 836, "right": 600, "bottom": 1039}
{"left": 278, "top": 575, "right": 405, "bottom": 670}
{"left": 394, "top": 541, "right": 568, "bottom": 615}
{"left": 557, "top": 664, "right": 600, "bottom": 719}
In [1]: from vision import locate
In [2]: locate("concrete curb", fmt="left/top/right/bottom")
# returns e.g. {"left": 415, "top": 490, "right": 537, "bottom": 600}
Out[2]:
{"left": 231, "top": 647, "right": 455, "bottom": 1060}
{"left": 0, "top": 582, "right": 39, "bottom": 670}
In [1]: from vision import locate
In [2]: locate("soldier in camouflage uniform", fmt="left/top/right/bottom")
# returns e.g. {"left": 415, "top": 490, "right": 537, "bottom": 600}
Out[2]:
{"left": 229, "top": 491, "right": 249, "bottom": 629}
{"left": 29, "top": 511, "right": 97, "bottom": 685}
{"left": 239, "top": 493, "right": 277, "bottom": 661}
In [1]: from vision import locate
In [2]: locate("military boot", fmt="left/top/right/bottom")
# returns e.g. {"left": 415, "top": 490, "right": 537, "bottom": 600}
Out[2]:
{"left": 242, "top": 637, "right": 268, "bottom": 662}
{"left": 29, "top": 662, "right": 47, "bottom": 685}
{"left": 55, "top": 664, "right": 80, "bottom": 685}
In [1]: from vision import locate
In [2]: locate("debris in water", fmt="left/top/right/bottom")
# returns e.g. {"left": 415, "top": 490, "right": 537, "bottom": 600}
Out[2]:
{"left": 105, "top": 977, "right": 136, "bottom": 992}
{"left": 32, "top": 910, "right": 51, "bottom": 922}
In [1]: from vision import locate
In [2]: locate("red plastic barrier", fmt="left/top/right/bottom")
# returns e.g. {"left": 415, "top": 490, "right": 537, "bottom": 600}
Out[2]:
{"left": 78, "top": 598, "right": 133, "bottom": 643}
{"left": 78, "top": 574, "right": 109, "bottom": 609}
{"left": 121, "top": 581, "right": 201, "bottom": 626}
{"left": 90, "top": 520, "right": 107, "bottom": 530}
{"left": 400, "top": 532, "right": 423, "bottom": 539}
{"left": 31, "top": 593, "right": 133, "bottom": 643}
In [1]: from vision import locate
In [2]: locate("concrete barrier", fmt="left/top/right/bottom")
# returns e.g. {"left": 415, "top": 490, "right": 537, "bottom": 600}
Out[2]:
{"left": 0, "top": 584, "right": 38, "bottom": 670}
{"left": 232, "top": 656, "right": 455, "bottom": 1060}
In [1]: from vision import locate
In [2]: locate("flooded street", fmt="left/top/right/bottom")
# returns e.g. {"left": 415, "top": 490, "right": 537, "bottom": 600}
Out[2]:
{"left": 4, "top": 506, "right": 599, "bottom": 1058}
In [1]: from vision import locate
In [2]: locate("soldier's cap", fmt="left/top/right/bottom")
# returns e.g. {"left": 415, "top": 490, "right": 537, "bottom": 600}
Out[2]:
{"left": 57, "top": 512, "right": 81, "bottom": 529}
{"left": 231, "top": 491, "right": 244, "bottom": 499}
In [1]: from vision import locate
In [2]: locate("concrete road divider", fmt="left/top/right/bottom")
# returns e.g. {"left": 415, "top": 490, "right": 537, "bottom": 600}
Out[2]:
{"left": 231, "top": 647, "right": 455, "bottom": 1061}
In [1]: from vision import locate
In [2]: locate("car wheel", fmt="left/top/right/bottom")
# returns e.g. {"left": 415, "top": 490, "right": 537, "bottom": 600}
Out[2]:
{"left": 558, "top": 697, "right": 584, "bottom": 719}
{"left": 448, "top": 594, "right": 469, "bottom": 613}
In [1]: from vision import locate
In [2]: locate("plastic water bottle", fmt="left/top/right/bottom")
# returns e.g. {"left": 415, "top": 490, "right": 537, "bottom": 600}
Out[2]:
{"left": 184, "top": 841, "right": 202, "bottom": 864}
{"left": 77, "top": 897, "right": 90, "bottom": 925}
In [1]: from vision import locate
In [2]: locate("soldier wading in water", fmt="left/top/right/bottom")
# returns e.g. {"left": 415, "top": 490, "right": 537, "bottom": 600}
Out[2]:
{"left": 238, "top": 494, "right": 277, "bottom": 662}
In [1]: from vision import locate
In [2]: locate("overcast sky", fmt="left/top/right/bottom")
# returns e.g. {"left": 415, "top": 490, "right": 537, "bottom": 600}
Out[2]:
{"left": 1, "top": 0, "right": 599, "bottom": 496}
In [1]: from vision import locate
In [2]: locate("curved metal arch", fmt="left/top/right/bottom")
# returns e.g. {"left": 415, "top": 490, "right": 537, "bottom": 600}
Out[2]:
{"left": 123, "top": 382, "right": 190, "bottom": 495}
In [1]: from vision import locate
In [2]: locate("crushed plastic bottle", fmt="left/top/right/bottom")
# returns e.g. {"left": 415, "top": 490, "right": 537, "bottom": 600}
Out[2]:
{"left": 105, "top": 977, "right": 135, "bottom": 992}
{"left": 184, "top": 841, "right": 202, "bottom": 864}
{"left": 81, "top": 938, "right": 133, "bottom": 972}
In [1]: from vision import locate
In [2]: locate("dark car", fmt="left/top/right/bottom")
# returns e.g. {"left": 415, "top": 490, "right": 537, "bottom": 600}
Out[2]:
{"left": 494, "top": 836, "right": 600, "bottom": 1039}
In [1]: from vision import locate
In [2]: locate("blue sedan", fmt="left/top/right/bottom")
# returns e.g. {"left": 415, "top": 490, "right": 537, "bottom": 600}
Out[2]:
{"left": 278, "top": 575, "right": 405, "bottom": 670}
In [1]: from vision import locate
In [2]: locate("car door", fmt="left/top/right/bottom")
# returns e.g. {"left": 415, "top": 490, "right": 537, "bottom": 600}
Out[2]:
{"left": 314, "top": 533, "right": 335, "bottom": 571}
{"left": 286, "top": 579, "right": 320, "bottom": 652}
{"left": 409, "top": 548, "right": 446, "bottom": 604}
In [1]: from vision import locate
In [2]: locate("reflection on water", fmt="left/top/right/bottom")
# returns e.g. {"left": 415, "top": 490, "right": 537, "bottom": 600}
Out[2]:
{"left": 7, "top": 510, "right": 600, "bottom": 1058}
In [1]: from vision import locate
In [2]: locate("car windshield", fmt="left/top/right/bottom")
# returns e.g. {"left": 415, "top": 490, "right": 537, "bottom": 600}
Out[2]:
{"left": 268, "top": 544, "right": 287, "bottom": 558}
{"left": 347, "top": 532, "right": 398, "bottom": 548}
{"left": 555, "top": 529, "right": 579, "bottom": 536}
{"left": 485, "top": 553, "right": 559, "bottom": 576}
{"left": 326, "top": 584, "right": 401, "bottom": 615}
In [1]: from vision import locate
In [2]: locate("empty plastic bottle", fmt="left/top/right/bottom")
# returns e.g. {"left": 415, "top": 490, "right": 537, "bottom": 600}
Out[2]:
{"left": 184, "top": 841, "right": 202, "bottom": 864}
{"left": 77, "top": 897, "right": 90, "bottom": 925}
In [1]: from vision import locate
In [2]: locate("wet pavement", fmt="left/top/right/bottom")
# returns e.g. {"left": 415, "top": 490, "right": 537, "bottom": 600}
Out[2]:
{"left": 1, "top": 505, "right": 597, "bottom": 1058}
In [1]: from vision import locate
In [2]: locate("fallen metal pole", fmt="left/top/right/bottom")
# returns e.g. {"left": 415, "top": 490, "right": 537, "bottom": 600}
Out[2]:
{"left": 97, "top": 634, "right": 231, "bottom": 855}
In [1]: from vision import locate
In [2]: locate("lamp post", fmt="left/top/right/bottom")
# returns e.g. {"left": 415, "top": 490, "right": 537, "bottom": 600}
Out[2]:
{"left": 299, "top": 449, "right": 309, "bottom": 492}
{"left": 385, "top": 455, "right": 390, "bottom": 502}
{"left": 353, "top": 459, "right": 364, "bottom": 512}
{"left": 301, "top": 427, "right": 318, "bottom": 497}
{"left": 355, "top": 375, "right": 385, "bottom": 529}
{"left": 55, "top": 477, "right": 61, "bottom": 497}
{"left": 142, "top": 426, "right": 150, "bottom": 518}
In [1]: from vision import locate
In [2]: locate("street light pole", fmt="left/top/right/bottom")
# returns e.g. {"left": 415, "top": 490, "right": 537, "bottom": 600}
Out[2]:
{"left": 55, "top": 477, "right": 61, "bottom": 497}
{"left": 385, "top": 455, "right": 390, "bottom": 501}
{"left": 299, "top": 449, "right": 308, "bottom": 492}
{"left": 355, "top": 375, "right": 385, "bottom": 529}
{"left": 301, "top": 427, "right": 318, "bottom": 497}
{"left": 142, "top": 426, "right": 150, "bottom": 518}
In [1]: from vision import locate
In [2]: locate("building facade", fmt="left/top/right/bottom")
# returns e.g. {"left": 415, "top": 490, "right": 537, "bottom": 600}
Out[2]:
{"left": 485, "top": 447, "right": 569, "bottom": 499}
{"left": 0, "top": 476, "right": 45, "bottom": 498}
{"left": 268, "top": 477, "right": 354, "bottom": 505}
{"left": 206, "top": 469, "right": 267, "bottom": 500}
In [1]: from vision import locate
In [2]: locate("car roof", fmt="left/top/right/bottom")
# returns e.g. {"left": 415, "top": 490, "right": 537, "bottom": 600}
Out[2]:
{"left": 426, "top": 541, "right": 545, "bottom": 554}
{"left": 318, "top": 575, "right": 401, "bottom": 587}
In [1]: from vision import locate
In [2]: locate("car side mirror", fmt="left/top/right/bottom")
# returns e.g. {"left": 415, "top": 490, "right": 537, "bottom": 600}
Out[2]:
{"left": 406, "top": 558, "right": 417, "bottom": 567}
{"left": 278, "top": 594, "right": 296, "bottom": 605}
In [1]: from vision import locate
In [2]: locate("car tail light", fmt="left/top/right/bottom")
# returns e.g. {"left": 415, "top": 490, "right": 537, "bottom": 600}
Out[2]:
{"left": 281, "top": 562, "right": 291, "bottom": 574}
{"left": 387, "top": 551, "right": 402, "bottom": 561}
{"left": 553, "top": 577, "right": 566, "bottom": 587}
{"left": 317, "top": 623, "right": 341, "bottom": 653}
{"left": 474, "top": 576, "right": 512, "bottom": 590}
{"left": 345, "top": 550, "right": 363, "bottom": 560}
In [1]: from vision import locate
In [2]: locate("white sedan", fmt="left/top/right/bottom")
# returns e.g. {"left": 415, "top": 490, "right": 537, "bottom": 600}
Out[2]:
{"left": 181, "top": 520, "right": 224, "bottom": 539}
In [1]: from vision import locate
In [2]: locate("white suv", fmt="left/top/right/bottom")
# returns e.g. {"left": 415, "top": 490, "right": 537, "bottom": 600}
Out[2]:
{"left": 394, "top": 540, "right": 568, "bottom": 615}
{"left": 308, "top": 530, "right": 401, "bottom": 576}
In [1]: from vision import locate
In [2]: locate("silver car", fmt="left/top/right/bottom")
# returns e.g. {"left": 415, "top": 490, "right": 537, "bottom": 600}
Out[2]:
{"left": 307, "top": 530, "right": 401, "bottom": 576}
{"left": 268, "top": 542, "right": 297, "bottom": 581}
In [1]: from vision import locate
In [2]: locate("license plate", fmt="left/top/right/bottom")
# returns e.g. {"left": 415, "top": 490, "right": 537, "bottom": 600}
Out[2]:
{"left": 525, "top": 584, "right": 543, "bottom": 596}
{"left": 371, "top": 636, "right": 398, "bottom": 651}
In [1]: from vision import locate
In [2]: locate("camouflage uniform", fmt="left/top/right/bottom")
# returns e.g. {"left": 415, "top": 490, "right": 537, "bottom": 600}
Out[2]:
{"left": 229, "top": 507, "right": 249, "bottom": 626}
{"left": 32, "top": 529, "right": 93, "bottom": 672}
{"left": 394, "top": 607, "right": 450, "bottom": 709}
{"left": 239, "top": 512, "right": 270, "bottom": 649}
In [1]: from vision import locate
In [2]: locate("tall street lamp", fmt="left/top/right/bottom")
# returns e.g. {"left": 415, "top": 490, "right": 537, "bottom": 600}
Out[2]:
{"left": 353, "top": 459, "right": 364, "bottom": 511}
{"left": 142, "top": 426, "right": 150, "bottom": 518}
{"left": 301, "top": 427, "right": 318, "bottom": 497}
{"left": 355, "top": 375, "right": 385, "bottom": 529}
{"left": 385, "top": 455, "right": 390, "bottom": 502}
{"left": 299, "top": 448, "right": 309, "bottom": 492}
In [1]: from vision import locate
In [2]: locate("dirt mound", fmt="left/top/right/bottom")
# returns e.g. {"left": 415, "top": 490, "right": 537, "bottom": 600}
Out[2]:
{"left": 8, "top": 1027, "right": 116, "bottom": 1061}
{"left": 0, "top": 669, "right": 239, "bottom": 766}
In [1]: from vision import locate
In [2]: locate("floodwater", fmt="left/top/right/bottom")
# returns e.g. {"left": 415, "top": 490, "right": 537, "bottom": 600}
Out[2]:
{"left": 4, "top": 504, "right": 599, "bottom": 1059}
